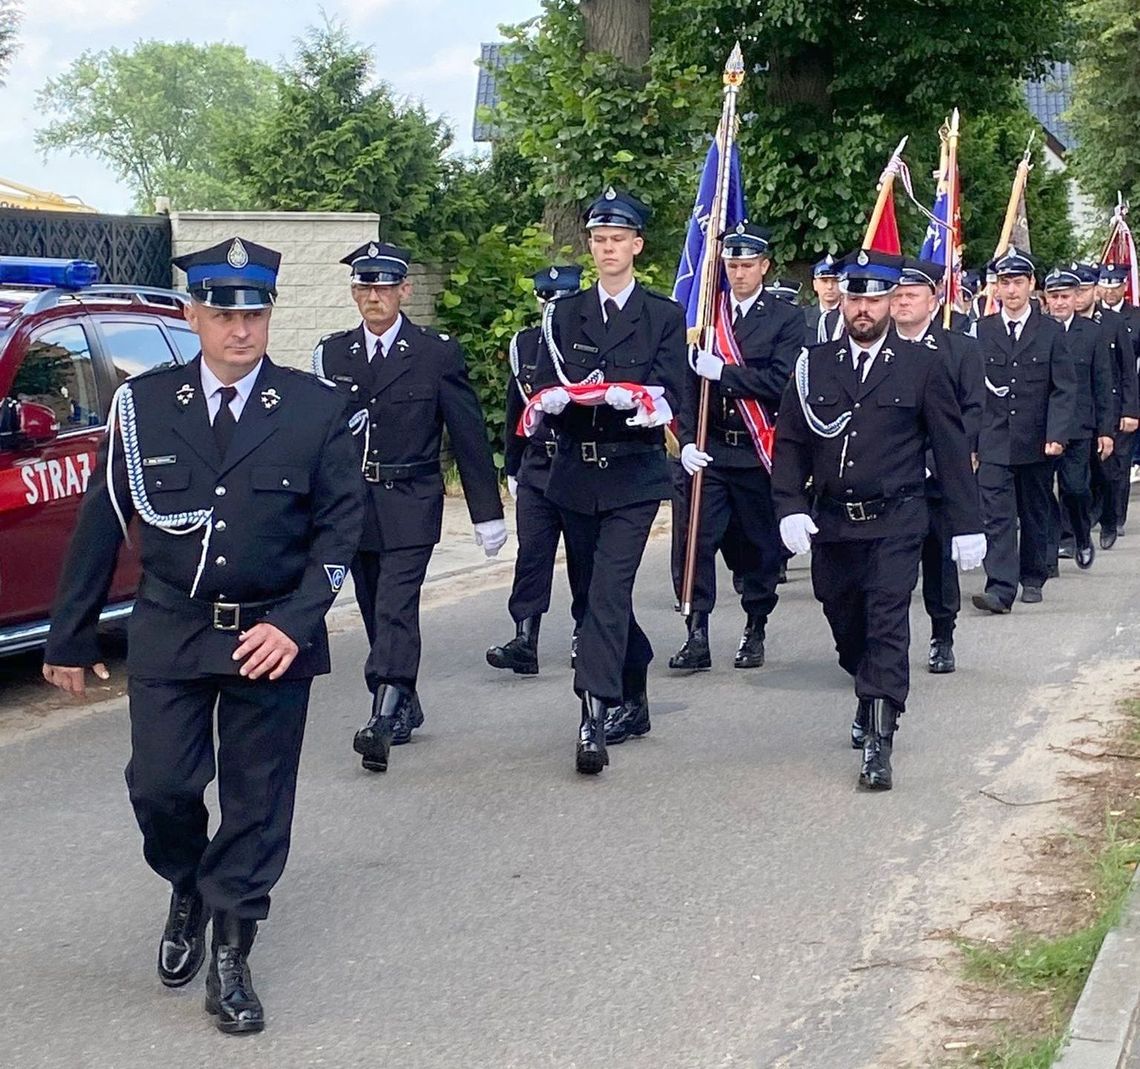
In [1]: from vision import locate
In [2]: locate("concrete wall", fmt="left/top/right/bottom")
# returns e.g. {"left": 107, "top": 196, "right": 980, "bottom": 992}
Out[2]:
{"left": 169, "top": 211, "right": 447, "bottom": 370}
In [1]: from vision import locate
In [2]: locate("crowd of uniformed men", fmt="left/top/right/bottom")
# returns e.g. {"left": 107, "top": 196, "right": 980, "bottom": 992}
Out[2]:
{"left": 37, "top": 181, "right": 1139, "bottom": 1034}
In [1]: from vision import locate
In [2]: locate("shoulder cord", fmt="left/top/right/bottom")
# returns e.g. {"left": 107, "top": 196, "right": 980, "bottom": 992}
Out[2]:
{"left": 311, "top": 342, "right": 324, "bottom": 377}
{"left": 794, "top": 349, "right": 853, "bottom": 439}
{"left": 348, "top": 409, "right": 370, "bottom": 471}
{"left": 984, "top": 377, "right": 1010, "bottom": 397}
{"left": 106, "top": 383, "right": 215, "bottom": 598}
{"left": 509, "top": 332, "right": 530, "bottom": 405}
{"left": 540, "top": 300, "right": 605, "bottom": 388}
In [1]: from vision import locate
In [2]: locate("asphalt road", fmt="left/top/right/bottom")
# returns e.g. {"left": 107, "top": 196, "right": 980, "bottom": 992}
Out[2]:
{"left": 2, "top": 527, "right": 1139, "bottom": 1069}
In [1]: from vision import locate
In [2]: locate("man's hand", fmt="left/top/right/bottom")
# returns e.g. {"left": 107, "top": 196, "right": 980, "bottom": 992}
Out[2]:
{"left": 1098, "top": 436, "right": 1115, "bottom": 460}
{"left": 779, "top": 513, "right": 818, "bottom": 556}
{"left": 626, "top": 396, "right": 673, "bottom": 428}
{"left": 536, "top": 387, "right": 571, "bottom": 416}
{"left": 604, "top": 385, "right": 638, "bottom": 411}
{"left": 1122, "top": 417, "right": 1138, "bottom": 434}
{"left": 42, "top": 662, "right": 110, "bottom": 698}
{"left": 692, "top": 348, "right": 724, "bottom": 382}
{"left": 233, "top": 623, "right": 299, "bottom": 681}
{"left": 474, "top": 518, "right": 508, "bottom": 557}
{"left": 1044, "top": 441, "right": 1064, "bottom": 457}
{"left": 681, "top": 443, "right": 711, "bottom": 476}
{"left": 951, "top": 533, "right": 987, "bottom": 572}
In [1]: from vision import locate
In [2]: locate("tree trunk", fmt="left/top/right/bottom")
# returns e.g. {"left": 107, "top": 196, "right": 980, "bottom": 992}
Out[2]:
{"left": 580, "top": 0, "right": 651, "bottom": 68}
{"left": 543, "top": 194, "right": 586, "bottom": 256}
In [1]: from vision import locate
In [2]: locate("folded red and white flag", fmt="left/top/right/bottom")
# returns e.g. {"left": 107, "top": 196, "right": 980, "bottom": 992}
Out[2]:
{"left": 519, "top": 383, "right": 667, "bottom": 438}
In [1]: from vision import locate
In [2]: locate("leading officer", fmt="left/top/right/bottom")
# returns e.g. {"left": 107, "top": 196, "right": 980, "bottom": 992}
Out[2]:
{"left": 772, "top": 249, "right": 984, "bottom": 791}
{"left": 314, "top": 242, "right": 505, "bottom": 772}
{"left": 43, "top": 237, "right": 364, "bottom": 1035}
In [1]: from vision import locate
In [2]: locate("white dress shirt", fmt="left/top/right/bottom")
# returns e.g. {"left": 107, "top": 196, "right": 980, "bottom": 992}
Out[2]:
{"left": 201, "top": 358, "right": 262, "bottom": 424}
{"left": 598, "top": 279, "right": 636, "bottom": 321}
{"left": 732, "top": 287, "right": 763, "bottom": 322}
{"left": 1000, "top": 305, "right": 1032, "bottom": 341}
{"left": 848, "top": 331, "right": 889, "bottom": 383}
{"left": 365, "top": 314, "right": 404, "bottom": 361}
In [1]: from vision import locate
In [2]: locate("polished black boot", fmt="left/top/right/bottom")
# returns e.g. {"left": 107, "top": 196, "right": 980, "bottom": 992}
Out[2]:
{"left": 486, "top": 616, "right": 541, "bottom": 674}
{"left": 734, "top": 614, "right": 766, "bottom": 669}
{"left": 575, "top": 693, "right": 610, "bottom": 775}
{"left": 157, "top": 889, "right": 207, "bottom": 988}
{"left": 204, "top": 914, "right": 263, "bottom": 1035}
{"left": 605, "top": 665, "right": 651, "bottom": 744}
{"left": 850, "top": 698, "right": 871, "bottom": 750}
{"left": 391, "top": 687, "right": 423, "bottom": 745}
{"left": 927, "top": 619, "right": 956, "bottom": 674}
{"left": 569, "top": 626, "right": 580, "bottom": 669}
{"left": 859, "top": 699, "right": 899, "bottom": 791}
{"left": 353, "top": 686, "right": 397, "bottom": 771}
{"left": 668, "top": 611, "right": 711, "bottom": 672}
{"left": 1075, "top": 540, "right": 1095, "bottom": 569}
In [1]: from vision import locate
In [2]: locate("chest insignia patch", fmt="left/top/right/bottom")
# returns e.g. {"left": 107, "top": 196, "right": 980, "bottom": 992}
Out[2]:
{"left": 573, "top": 343, "right": 600, "bottom": 354}
{"left": 397, "top": 338, "right": 410, "bottom": 351}
{"left": 176, "top": 384, "right": 195, "bottom": 406}
{"left": 260, "top": 387, "right": 281, "bottom": 410}
{"left": 324, "top": 564, "right": 347, "bottom": 593}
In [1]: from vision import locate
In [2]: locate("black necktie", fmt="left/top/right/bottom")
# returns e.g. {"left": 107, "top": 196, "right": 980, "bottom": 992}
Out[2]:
{"left": 733, "top": 304, "right": 742, "bottom": 329}
{"left": 1007, "top": 319, "right": 1018, "bottom": 343}
{"left": 853, "top": 350, "right": 869, "bottom": 382}
{"left": 213, "top": 386, "right": 238, "bottom": 458}
{"left": 604, "top": 298, "right": 619, "bottom": 330}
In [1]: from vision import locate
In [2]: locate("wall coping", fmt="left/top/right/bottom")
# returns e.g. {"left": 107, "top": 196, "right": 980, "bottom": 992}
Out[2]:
{"left": 169, "top": 211, "right": 381, "bottom": 222}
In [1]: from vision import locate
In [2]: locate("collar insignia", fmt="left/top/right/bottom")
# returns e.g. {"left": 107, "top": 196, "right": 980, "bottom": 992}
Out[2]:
{"left": 176, "top": 384, "right": 195, "bottom": 406}
{"left": 260, "top": 387, "right": 281, "bottom": 410}
{"left": 227, "top": 239, "right": 249, "bottom": 269}
{"left": 924, "top": 335, "right": 938, "bottom": 350}
{"left": 396, "top": 338, "right": 410, "bottom": 351}
{"left": 350, "top": 341, "right": 361, "bottom": 352}
{"left": 883, "top": 347, "right": 894, "bottom": 363}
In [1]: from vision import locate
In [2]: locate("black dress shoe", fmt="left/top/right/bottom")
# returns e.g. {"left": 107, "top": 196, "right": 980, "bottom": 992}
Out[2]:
{"left": 1100, "top": 527, "right": 1118, "bottom": 550}
{"left": 576, "top": 694, "right": 610, "bottom": 775}
{"left": 392, "top": 688, "right": 424, "bottom": 745}
{"left": 158, "top": 889, "right": 207, "bottom": 988}
{"left": 928, "top": 638, "right": 956, "bottom": 674}
{"left": 858, "top": 699, "right": 898, "bottom": 791}
{"left": 353, "top": 686, "right": 397, "bottom": 771}
{"left": 604, "top": 692, "right": 651, "bottom": 744}
{"left": 1057, "top": 544, "right": 1075, "bottom": 560}
{"left": 733, "top": 614, "right": 766, "bottom": 669}
{"left": 668, "top": 611, "right": 711, "bottom": 672}
{"left": 850, "top": 698, "right": 871, "bottom": 750}
{"left": 1046, "top": 560, "right": 1060, "bottom": 579}
{"left": 204, "top": 914, "right": 263, "bottom": 1035}
{"left": 1020, "top": 585, "right": 1043, "bottom": 604}
{"left": 486, "top": 616, "right": 541, "bottom": 674}
{"left": 972, "top": 592, "right": 1011, "bottom": 614}
{"left": 1076, "top": 542, "right": 1095, "bottom": 570}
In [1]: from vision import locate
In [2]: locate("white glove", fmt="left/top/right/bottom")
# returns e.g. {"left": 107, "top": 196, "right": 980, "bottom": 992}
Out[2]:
{"left": 779, "top": 513, "right": 818, "bottom": 556}
{"left": 507, "top": 476, "right": 518, "bottom": 500}
{"left": 626, "top": 395, "right": 673, "bottom": 429}
{"left": 692, "top": 348, "right": 724, "bottom": 381}
{"left": 681, "top": 443, "right": 711, "bottom": 475}
{"left": 474, "top": 518, "right": 508, "bottom": 557}
{"left": 604, "top": 384, "right": 638, "bottom": 410}
{"left": 536, "top": 387, "right": 571, "bottom": 415}
{"left": 951, "top": 533, "right": 987, "bottom": 572}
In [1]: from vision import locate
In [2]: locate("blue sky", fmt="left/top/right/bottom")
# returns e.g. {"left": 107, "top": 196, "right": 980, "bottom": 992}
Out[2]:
{"left": 1, "top": 0, "right": 539, "bottom": 212}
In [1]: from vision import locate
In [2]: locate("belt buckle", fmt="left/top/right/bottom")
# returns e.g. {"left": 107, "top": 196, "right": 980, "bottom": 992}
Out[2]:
{"left": 845, "top": 501, "right": 869, "bottom": 523}
{"left": 725, "top": 430, "right": 743, "bottom": 447}
{"left": 581, "top": 442, "right": 599, "bottom": 464}
{"left": 544, "top": 441, "right": 557, "bottom": 458}
{"left": 212, "top": 602, "right": 241, "bottom": 632}
{"left": 362, "top": 461, "right": 381, "bottom": 483}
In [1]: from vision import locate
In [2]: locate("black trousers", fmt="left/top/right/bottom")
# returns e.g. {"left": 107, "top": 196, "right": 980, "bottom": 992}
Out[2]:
{"left": 508, "top": 480, "right": 586, "bottom": 625}
{"left": 1093, "top": 429, "right": 1134, "bottom": 534}
{"left": 921, "top": 498, "right": 959, "bottom": 637}
{"left": 352, "top": 545, "right": 435, "bottom": 691}
{"left": 1056, "top": 438, "right": 1094, "bottom": 549}
{"left": 687, "top": 463, "right": 781, "bottom": 621}
{"left": 560, "top": 499, "right": 658, "bottom": 703}
{"left": 978, "top": 459, "right": 1054, "bottom": 605}
{"left": 125, "top": 675, "right": 311, "bottom": 920}
{"left": 811, "top": 535, "right": 923, "bottom": 711}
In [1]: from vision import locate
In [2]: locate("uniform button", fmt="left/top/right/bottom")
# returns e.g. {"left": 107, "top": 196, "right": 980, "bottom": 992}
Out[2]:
{"left": 1010, "top": 378, "right": 1016, "bottom": 383}
{"left": 1012, "top": 362, "right": 1018, "bottom": 367}
{"left": 282, "top": 478, "right": 290, "bottom": 487}
{"left": 216, "top": 520, "right": 227, "bottom": 532}
{"left": 846, "top": 461, "right": 854, "bottom": 468}
{"left": 1010, "top": 409, "right": 1017, "bottom": 415}
{"left": 894, "top": 397, "right": 900, "bottom": 403}
{"left": 155, "top": 479, "right": 163, "bottom": 488}
{"left": 215, "top": 486, "right": 226, "bottom": 497}
{"left": 351, "top": 385, "right": 359, "bottom": 392}
{"left": 850, "top": 430, "right": 858, "bottom": 437}
{"left": 215, "top": 556, "right": 227, "bottom": 566}
{"left": 845, "top": 488, "right": 853, "bottom": 495}
{"left": 854, "top": 402, "right": 861, "bottom": 409}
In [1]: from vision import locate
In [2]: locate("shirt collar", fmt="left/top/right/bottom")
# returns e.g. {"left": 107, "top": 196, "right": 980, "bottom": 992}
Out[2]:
{"left": 1062, "top": 314, "right": 1075, "bottom": 332}
{"left": 200, "top": 356, "right": 263, "bottom": 402}
{"left": 364, "top": 314, "right": 404, "bottom": 355}
{"left": 1109, "top": 300, "right": 1125, "bottom": 313}
{"left": 1001, "top": 304, "right": 1032, "bottom": 329}
{"left": 848, "top": 330, "right": 889, "bottom": 361}
{"left": 733, "top": 286, "right": 764, "bottom": 319}
{"left": 895, "top": 317, "right": 933, "bottom": 343}
{"left": 598, "top": 278, "right": 636, "bottom": 315}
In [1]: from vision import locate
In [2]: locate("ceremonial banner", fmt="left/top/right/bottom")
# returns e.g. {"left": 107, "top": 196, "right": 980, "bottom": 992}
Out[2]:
{"left": 1100, "top": 198, "right": 1139, "bottom": 308}
{"left": 920, "top": 113, "right": 962, "bottom": 316}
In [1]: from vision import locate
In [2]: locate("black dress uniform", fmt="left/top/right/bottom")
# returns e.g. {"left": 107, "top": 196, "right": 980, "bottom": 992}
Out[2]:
{"left": 674, "top": 223, "right": 802, "bottom": 671}
{"left": 486, "top": 266, "right": 587, "bottom": 675}
{"left": 45, "top": 238, "right": 364, "bottom": 1035}
{"left": 530, "top": 187, "right": 686, "bottom": 774}
{"left": 772, "top": 250, "right": 981, "bottom": 791}
{"left": 802, "top": 255, "right": 841, "bottom": 345}
{"left": 892, "top": 260, "right": 984, "bottom": 674}
{"left": 314, "top": 242, "right": 503, "bottom": 769}
{"left": 973, "top": 251, "right": 1077, "bottom": 611}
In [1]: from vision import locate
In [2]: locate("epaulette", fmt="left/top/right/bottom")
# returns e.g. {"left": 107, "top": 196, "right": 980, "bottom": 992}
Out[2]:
{"left": 418, "top": 324, "right": 454, "bottom": 343}
{"left": 641, "top": 286, "right": 680, "bottom": 306}
{"left": 280, "top": 365, "right": 336, "bottom": 389}
{"left": 128, "top": 360, "right": 184, "bottom": 383}
{"left": 318, "top": 327, "right": 355, "bottom": 344}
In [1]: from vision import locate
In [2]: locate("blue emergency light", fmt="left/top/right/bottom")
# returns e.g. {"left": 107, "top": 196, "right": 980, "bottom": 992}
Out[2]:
{"left": 0, "top": 256, "right": 102, "bottom": 289}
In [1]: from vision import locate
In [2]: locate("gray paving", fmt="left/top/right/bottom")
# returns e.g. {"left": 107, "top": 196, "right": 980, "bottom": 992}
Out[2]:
{"left": 3, "top": 533, "right": 1140, "bottom": 1069}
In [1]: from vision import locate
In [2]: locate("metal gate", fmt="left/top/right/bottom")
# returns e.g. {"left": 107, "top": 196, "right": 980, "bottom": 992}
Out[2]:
{"left": 0, "top": 209, "right": 171, "bottom": 288}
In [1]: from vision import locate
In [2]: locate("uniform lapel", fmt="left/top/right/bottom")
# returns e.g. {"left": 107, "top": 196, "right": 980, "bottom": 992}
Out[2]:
{"left": 598, "top": 284, "right": 644, "bottom": 358}
{"left": 734, "top": 292, "right": 768, "bottom": 347}
{"left": 1016, "top": 307, "right": 1041, "bottom": 353}
{"left": 578, "top": 287, "right": 609, "bottom": 354}
{"left": 854, "top": 332, "right": 898, "bottom": 402}
{"left": 834, "top": 343, "right": 858, "bottom": 404}
{"left": 216, "top": 358, "right": 281, "bottom": 477}
{"left": 368, "top": 317, "right": 415, "bottom": 397}
{"left": 170, "top": 355, "right": 221, "bottom": 471}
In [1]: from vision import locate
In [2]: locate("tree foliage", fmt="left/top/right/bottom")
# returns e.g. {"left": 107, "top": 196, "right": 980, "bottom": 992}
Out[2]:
{"left": 1069, "top": 0, "right": 1140, "bottom": 211}
{"left": 492, "top": 0, "right": 1075, "bottom": 273}
{"left": 35, "top": 41, "right": 275, "bottom": 212}
{"left": 0, "top": 0, "right": 19, "bottom": 87}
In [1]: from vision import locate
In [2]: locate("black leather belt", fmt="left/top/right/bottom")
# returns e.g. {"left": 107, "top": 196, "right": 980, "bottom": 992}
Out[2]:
{"left": 362, "top": 460, "right": 439, "bottom": 484}
{"left": 711, "top": 426, "right": 750, "bottom": 448}
{"left": 139, "top": 574, "right": 283, "bottom": 633}
{"left": 819, "top": 489, "right": 919, "bottom": 523}
{"left": 559, "top": 439, "right": 660, "bottom": 469}
{"left": 528, "top": 440, "right": 557, "bottom": 458}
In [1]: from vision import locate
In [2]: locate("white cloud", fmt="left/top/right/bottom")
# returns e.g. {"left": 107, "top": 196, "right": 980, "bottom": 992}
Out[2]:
{"left": 45, "top": 0, "right": 153, "bottom": 25}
